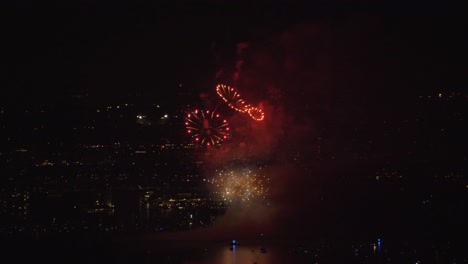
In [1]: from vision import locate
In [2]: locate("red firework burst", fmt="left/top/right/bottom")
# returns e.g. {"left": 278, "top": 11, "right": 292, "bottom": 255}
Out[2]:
{"left": 185, "top": 109, "right": 230, "bottom": 147}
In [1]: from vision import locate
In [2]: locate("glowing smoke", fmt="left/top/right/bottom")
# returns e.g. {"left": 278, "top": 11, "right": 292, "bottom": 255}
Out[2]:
{"left": 140, "top": 7, "right": 465, "bottom": 243}
{"left": 233, "top": 42, "right": 249, "bottom": 83}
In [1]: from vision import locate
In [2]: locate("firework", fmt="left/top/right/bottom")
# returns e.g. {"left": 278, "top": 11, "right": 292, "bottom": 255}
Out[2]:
{"left": 247, "top": 106, "right": 265, "bottom": 121}
{"left": 216, "top": 84, "right": 250, "bottom": 113}
{"left": 185, "top": 109, "right": 230, "bottom": 147}
{"left": 207, "top": 167, "right": 270, "bottom": 205}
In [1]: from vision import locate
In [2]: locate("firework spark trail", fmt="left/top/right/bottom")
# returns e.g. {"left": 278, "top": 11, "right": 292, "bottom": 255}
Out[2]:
{"left": 216, "top": 83, "right": 266, "bottom": 122}
{"left": 216, "top": 84, "right": 251, "bottom": 113}
{"left": 247, "top": 106, "right": 265, "bottom": 121}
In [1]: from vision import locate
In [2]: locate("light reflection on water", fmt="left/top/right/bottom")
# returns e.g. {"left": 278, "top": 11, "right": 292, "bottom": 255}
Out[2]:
{"left": 134, "top": 238, "right": 466, "bottom": 264}
{"left": 216, "top": 245, "right": 274, "bottom": 264}
{"left": 148, "top": 240, "right": 318, "bottom": 264}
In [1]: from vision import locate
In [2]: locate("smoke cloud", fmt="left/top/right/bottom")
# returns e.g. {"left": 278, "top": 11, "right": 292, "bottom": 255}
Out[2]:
{"left": 149, "top": 11, "right": 461, "bottom": 241}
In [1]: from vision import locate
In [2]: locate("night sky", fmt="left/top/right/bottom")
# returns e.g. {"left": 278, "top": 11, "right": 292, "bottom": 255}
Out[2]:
{"left": 5, "top": 1, "right": 466, "bottom": 101}
{"left": 2, "top": 0, "right": 468, "bottom": 257}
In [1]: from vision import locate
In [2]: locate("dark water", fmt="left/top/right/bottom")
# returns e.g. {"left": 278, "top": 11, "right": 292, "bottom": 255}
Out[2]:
{"left": 127, "top": 239, "right": 322, "bottom": 264}
{"left": 4, "top": 237, "right": 467, "bottom": 263}
{"left": 99, "top": 237, "right": 466, "bottom": 264}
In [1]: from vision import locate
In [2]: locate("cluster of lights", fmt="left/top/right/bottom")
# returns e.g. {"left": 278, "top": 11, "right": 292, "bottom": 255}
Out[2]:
{"left": 216, "top": 84, "right": 265, "bottom": 121}
{"left": 207, "top": 167, "right": 270, "bottom": 205}
{"left": 185, "top": 109, "right": 230, "bottom": 147}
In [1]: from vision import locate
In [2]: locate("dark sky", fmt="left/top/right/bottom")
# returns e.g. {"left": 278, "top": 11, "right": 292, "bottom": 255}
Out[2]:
{"left": 4, "top": 1, "right": 466, "bottom": 104}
